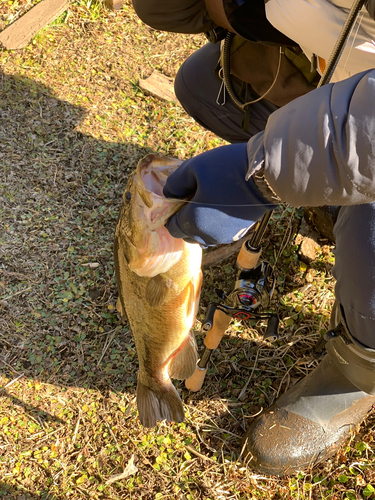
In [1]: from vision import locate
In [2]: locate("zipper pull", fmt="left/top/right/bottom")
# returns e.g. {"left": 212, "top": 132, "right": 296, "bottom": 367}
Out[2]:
{"left": 216, "top": 68, "right": 226, "bottom": 105}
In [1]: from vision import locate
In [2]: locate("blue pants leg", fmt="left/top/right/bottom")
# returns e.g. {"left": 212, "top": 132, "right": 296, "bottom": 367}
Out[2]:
{"left": 333, "top": 203, "right": 375, "bottom": 348}
{"left": 174, "top": 42, "right": 278, "bottom": 143}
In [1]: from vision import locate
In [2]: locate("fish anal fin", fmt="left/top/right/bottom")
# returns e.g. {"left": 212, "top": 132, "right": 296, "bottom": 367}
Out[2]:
{"left": 168, "top": 332, "right": 198, "bottom": 381}
{"left": 136, "top": 376, "right": 184, "bottom": 428}
{"left": 145, "top": 275, "right": 173, "bottom": 307}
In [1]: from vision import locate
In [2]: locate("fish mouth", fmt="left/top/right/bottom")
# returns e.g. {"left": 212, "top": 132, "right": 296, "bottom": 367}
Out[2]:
{"left": 124, "top": 154, "right": 188, "bottom": 277}
{"left": 134, "top": 155, "right": 186, "bottom": 230}
{"left": 137, "top": 154, "right": 182, "bottom": 198}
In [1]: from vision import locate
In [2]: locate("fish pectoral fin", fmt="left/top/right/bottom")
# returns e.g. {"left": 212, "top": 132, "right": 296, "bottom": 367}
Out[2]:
{"left": 168, "top": 332, "right": 198, "bottom": 381}
{"left": 136, "top": 376, "right": 185, "bottom": 428}
{"left": 145, "top": 275, "right": 173, "bottom": 307}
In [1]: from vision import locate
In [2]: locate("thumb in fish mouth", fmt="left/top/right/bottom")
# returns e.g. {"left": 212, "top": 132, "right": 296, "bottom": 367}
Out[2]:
{"left": 136, "top": 375, "right": 185, "bottom": 427}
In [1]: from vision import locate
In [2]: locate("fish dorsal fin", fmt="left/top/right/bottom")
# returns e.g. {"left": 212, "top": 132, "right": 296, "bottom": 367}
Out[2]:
{"left": 116, "top": 297, "right": 124, "bottom": 316}
{"left": 145, "top": 275, "right": 174, "bottom": 307}
{"left": 168, "top": 332, "right": 198, "bottom": 381}
{"left": 136, "top": 376, "right": 184, "bottom": 427}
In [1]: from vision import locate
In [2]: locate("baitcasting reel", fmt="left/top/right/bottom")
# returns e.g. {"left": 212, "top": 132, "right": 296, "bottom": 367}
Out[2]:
{"left": 203, "top": 259, "right": 278, "bottom": 341}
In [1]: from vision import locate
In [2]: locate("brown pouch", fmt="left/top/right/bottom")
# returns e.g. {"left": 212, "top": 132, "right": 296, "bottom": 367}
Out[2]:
{"left": 226, "top": 36, "right": 319, "bottom": 107}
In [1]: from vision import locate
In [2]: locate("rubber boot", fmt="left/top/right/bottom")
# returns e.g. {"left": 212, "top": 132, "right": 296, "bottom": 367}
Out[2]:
{"left": 304, "top": 206, "right": 341, "bottom": 244}
{"left": 242, "top": 302, "right": 375, "bottom": 476}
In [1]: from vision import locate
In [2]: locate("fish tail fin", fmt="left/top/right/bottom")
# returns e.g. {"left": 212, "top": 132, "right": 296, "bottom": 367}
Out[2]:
{"left": 136, "top": 376, "right": 184, "bottom": 428}
{"left": 168, "top": 331, "right": 198, "bottom": 380}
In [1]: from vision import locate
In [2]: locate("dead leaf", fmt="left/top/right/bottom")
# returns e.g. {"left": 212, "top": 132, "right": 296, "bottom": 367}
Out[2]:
{"left": 106, "top": 455, "right": 138, "bottom": 485}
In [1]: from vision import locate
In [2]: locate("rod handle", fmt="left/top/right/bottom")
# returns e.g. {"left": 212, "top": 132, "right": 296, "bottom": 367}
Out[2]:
{"left": 185, "top": 309, "right": 231, "bottom": 392}
{"left": 185, "top": 367, "right": 208, "bottom": 392}
{"left": 237, "top": 241, "right": 261, "bottom": 270}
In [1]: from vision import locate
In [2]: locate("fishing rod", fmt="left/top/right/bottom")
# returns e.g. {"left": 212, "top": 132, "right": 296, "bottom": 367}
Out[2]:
{"left": 186, "top": 210, "right": 276, "bottom": 391}
{"left": 317, "top": 0, "right": 367, "bottom": 87}
{"left": 186, "top": 0, "right": 367, "bottom": 392}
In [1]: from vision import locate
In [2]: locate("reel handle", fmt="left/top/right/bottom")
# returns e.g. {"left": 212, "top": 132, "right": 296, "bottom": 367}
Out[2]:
{"left": 264, "top": 314, "right": 279, "bottom": 341}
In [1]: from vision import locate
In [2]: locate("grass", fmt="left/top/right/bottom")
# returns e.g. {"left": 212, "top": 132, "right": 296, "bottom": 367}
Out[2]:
{"left": 0, "top": 1, "right": 374, "bottom": 499}
{"left": 0, "top": 0, "right": 42, "bottom": 31}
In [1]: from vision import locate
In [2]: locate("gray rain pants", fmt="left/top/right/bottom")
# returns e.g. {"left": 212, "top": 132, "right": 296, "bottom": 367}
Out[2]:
{"left": 175, "top": 42, "right": 375, "bottom": 349}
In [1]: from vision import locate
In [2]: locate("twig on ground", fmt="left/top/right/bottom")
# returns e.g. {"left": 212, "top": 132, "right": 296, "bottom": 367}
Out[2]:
{"left": 0, "top": 372, "right": 24, "bottom": 392}
{"left": 239, "top": 348, "right": 260, "bottom": 401}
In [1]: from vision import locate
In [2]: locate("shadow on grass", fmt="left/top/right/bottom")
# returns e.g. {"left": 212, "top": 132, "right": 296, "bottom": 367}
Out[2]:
{"left": 0, "top": 480, "right": 60, "bottom": 499}
{"left": 0, "top": 70, "right": 150, "bottom": 411}
{"left": 0, "top": 68, "right": 343, "bottom": 500}
{"left": 0, "top": 68, "right": 264, "bottom": 499}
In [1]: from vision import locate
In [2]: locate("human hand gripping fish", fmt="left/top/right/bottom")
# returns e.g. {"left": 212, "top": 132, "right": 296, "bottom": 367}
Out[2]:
{"left": 114, "top": 154, "right": 203, "bottom": 427}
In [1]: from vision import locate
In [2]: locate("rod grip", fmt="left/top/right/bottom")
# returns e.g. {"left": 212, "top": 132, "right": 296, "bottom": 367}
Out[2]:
{"left": 185, "top": 367, "right": 208, "bottom": 392}
{"left": 185, "top": 309, "right": 231, "bottom": 392}
{"left": 237, "top": 241, "right": 261, "bottom": 270}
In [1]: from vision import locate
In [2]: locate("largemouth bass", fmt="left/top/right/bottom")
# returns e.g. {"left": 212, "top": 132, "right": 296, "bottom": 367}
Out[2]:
{"left": 114, "top": 154, "right": 203, "bottom": 427}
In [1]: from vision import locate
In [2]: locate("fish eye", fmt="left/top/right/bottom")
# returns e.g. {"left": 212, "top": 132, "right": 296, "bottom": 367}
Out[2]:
{"left": 125, "top": 191, "right": 132, "bottom": 201}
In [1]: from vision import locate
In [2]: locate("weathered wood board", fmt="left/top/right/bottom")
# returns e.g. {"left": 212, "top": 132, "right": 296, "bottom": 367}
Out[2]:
{"left": 139, "top": 71, "right": 176, "bottom": 102}
{"left": 105, "top": 0, "right": 124, "bottom": 10}
{"left": 202, "top": 236, "right": 252, "bottom": 268}
{"left": 0, "top": 0, "right": 69, "bottom": 50}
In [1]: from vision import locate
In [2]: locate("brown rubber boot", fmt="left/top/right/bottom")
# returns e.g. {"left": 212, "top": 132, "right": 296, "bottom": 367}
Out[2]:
{"left": 304, "top": 206, "right": 341, "bottom": 244}
{"left": 242, "top": 303, "right": 375, "bottom": 476}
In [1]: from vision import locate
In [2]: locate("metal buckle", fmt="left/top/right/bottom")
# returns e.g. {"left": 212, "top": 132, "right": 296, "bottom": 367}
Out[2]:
{"left": 311, "top": 324, "right": 349, "bottom": 359}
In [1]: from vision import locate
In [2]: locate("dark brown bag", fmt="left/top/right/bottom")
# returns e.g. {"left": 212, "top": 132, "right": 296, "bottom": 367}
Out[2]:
{"left": 205, "top": 0, "right": 318, "bottom": 107}
{"left": 229, "top": 39, "right": 318, "bottom": 107}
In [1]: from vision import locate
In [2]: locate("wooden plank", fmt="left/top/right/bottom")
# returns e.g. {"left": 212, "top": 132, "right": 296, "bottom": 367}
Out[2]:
{"left": 0, "top": 0, "right": 69, "bottom": 50}
{"left": 202, "top": 236, "right": 252, "bottom": 268}
{"left": 139, "top": 71, "right": 176, "bottom": 102}
{"left": 105, "top": 0, "right": 124, "bottom": 10}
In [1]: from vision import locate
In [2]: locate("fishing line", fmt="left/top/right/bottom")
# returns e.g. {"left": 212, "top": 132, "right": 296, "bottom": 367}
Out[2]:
{"left": 318, "top": 0, "right": 368, "bottom": 86}
{"left": 341, "top": 10, "right": 364, "bottom": 74}
{"left": 165, "top": 198, "right": 280, "bottom": 207}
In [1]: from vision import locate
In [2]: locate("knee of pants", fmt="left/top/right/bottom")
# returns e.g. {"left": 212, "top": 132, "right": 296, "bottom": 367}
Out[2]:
{"left": 333, "top": 203, "right": 375, "bottom": 348}
{"left": 174, "top": 43, "right": 276, "bottom": 142}
{"left": 174, "top": 43, "right": 221, "bottom": 120}
{"left": 174, "top": 61, "right": 202, "bottom": 122}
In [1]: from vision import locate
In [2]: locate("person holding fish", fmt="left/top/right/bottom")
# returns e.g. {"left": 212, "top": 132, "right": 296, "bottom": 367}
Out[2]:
{"left": 131, "top": 0, "right": 375, "bottom": 475}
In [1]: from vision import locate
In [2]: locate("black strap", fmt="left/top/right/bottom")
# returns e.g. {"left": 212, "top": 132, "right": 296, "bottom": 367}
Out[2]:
{"left": 227, "top": 0, "right": 299, "bottom": 47}
{"left": 311, "top": 323, "right": 352, "bottom": 359}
